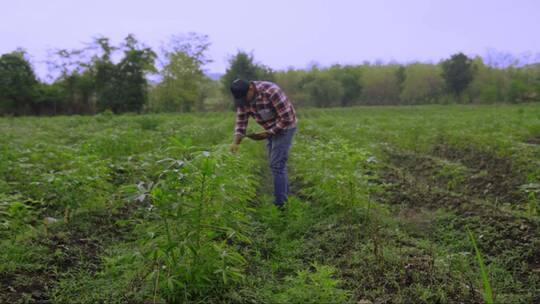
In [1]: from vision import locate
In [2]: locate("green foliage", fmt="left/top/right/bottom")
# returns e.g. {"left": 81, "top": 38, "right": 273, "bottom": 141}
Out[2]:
{"left": 293, "top": 137, "right": 378, "bottom": 214}
{"left": 149, "top": 33, "right": 211, "bottom": 113}
{"left": 442, "top": 52, "right": 475, "bottom": 98}
{"left": 520, "top": 183, "right": 539, "bottom": 216}
{"left": 272, "top": 264, "right": 350, "bottom": 304}
{"left": 330, "top": 65, "right": 363, "bottom": 106}
{"left": 91, "top": 34, "right": 157, "bottom": 113}
{"left": 508, "top": 79, "right": 528, "bottom": 102}
{"left": 151, "top": 53, "right": 204, "bottom": 112}
{"left": 274, "top": 68, "right": 311, "bottom": 105}
{"left": 135, "top": 115, "right": 161, "bottom": 131}
{"left": 0, "top": 194, "right": 39, "bottom": 233}
{"left": 221, "top": 51, "right": 275, "bottom": 99}
{"left": 2, "top": 40, "right": 540, "bottom": 116}
{"left": 434, "top": 160, "right": 468, "bottom": 191}
{"left": 223, "top": 51, "right": 262, "bottom": 81}
{"left": 400, "top": 64, "right": 444, "bottom": 104}
{"left": 133, "top": 144, "right": 258, "bottom": 301}
{"left": 360, "top": 64, "right": 402, "bottom": 104}
{"left": 33, "top": 82, "right": 66, "bottom": 114}
{"left": 113, "top": 35, "right": 157, "bottom": 113}
{"left": 272, "top": 58, "right": 539, "bottom": 107}
{"left": 1, "top": 99, "right": 540, "bottom": 303}
{"left": 0, "top": 50, "right": 38, "bottom": 115}
{"left": 467, "top": 228, "right": 494, "bottom": 304}
{"left": 302, "top": 72, "right": 344, "bottom": 107}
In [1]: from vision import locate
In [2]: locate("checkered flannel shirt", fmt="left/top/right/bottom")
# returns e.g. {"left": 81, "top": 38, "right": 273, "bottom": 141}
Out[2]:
{"left": 234, "top": 81, "right": 297, "bottom": 137}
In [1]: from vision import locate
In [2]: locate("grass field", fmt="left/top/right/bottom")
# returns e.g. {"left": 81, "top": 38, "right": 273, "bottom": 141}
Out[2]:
{"left": 1, "top": 104, "right": 539, "bottom": 303}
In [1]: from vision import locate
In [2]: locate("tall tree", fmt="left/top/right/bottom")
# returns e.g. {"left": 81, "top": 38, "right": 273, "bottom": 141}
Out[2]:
{"left": 84, "top": 35, "right": 157, "bottom": 113}
{"left": 221, "top": 51, "right": 274, "bottom": 96}
{"left": 114, "top": 34, "right": 156, "bottom": 113}
{"left": 441, "top": 52, "right": 475, "bottom": 99}
{"left": 328, "top": 65, "right": 362, "bottom": 106}
{"left": 150, "top": 33, "right": 210, "bottom": 112}
{"left": 46, "top": 47, "right": 97, "bottom": 114}
{"left": 91, "top": 37, "right": 118, "bottom": 112}
{"left": 0, "top": 50, "right": 37, "bottom": 115}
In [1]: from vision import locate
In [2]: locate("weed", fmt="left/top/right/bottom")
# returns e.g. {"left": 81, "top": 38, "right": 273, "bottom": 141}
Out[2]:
{"left": 272, "top": 264, "right": 350, "bottom": 304}
{"left": 467, "top": 228, "right": 494, "bottom": 304}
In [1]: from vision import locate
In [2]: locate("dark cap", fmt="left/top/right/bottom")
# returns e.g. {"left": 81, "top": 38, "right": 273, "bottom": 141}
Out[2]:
{"left": 230, "top": 79, "right": 250, "bottom": 108}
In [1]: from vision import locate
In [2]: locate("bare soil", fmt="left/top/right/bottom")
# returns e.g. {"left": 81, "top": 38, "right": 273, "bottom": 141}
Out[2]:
{"left": 0, "top": 203, "right": 140, "bottom": 303}
{"left": 379, "top": 143, "right": 540, "bottom": 290}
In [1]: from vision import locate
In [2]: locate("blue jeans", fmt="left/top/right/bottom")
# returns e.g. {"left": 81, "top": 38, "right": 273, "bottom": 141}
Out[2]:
{"left": 266, "top": 128, "right": 296, "bottom": 207}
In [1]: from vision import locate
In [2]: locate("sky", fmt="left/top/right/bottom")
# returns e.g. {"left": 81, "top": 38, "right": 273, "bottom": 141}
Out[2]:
{"left": 1, "top": 0, "right": 539, "bottom": 79}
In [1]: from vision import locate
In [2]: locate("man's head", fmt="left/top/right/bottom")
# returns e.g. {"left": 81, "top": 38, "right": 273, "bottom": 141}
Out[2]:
{"left": 230, "top": 79, "right": 255, "bottom": 108}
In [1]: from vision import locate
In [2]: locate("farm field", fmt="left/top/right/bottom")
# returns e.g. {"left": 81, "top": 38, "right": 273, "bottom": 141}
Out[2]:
{"left": 1, "top": 104, "right": 540, "bottom": 303}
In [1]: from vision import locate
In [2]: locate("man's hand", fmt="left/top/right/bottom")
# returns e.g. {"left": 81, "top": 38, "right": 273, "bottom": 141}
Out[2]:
{"left": 230, "top": 134, "right": 243, "bottom": 153}
{"left": 229, "top": 143, "right": 240, "bottom": 153}
{"left": 247, "top": 131, "right": 271, "bottom": 141}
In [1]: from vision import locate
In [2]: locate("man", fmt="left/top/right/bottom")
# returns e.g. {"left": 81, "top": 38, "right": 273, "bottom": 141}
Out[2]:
{"left": 229, "top": 79, "right": 297, "bottom": 208}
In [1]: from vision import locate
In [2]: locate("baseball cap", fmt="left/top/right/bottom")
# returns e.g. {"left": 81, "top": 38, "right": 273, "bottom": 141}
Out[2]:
{"left": 230, "top": 79, "right": 250, "bottom": 108}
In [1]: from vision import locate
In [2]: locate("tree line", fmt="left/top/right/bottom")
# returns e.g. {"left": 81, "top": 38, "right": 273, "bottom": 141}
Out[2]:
{"left": 1, "top": 34, "right": 539, "bottom": 116}
{"left": 269, "top": 53, "right": 540, "bottom": 107}
{"left": 0, "top": 34, "right": 215, "bottom": 116}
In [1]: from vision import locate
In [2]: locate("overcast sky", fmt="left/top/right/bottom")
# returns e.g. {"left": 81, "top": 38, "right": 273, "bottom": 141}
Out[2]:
{"left": 1, "top": 0, "right": 539, "bottom": 78}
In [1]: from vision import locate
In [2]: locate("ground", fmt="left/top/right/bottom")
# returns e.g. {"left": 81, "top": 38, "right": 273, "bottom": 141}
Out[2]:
{"left": 0, "top": 104, "right": 539, "bottom": 303}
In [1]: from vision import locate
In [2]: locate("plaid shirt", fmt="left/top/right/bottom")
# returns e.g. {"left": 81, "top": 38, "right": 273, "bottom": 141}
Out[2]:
{"left": 234, "top": 81, "right": 297, "bottom": 136}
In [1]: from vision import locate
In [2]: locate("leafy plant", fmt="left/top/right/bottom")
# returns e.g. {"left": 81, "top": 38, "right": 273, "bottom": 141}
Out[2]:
{"left": 0, "top": 194, "right": 34, "bottom": 232}
{"left": 142, "top": 147, "right": 255, "bottom": 301}
{"left": 467, "top": 228, "right": 494, "bottom": 304}
{"left": 520, "top": 183, "right": 539, "bottom": 217}
{"left": 272, "top": 264, "right": 350, "bottom": 304}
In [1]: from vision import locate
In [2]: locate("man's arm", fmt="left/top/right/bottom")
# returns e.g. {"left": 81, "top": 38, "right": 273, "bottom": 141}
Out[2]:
{"left": 234, "top": 107, "right": 248, "bottom": 139}
{"left": 267, "top": 86, "right": 295, "bottom": 135}
{"left": 233, "top": 134, "right": 243, "bottom": 145}
{"left": 231, "top": 107, "right": 248, "bottom": 152}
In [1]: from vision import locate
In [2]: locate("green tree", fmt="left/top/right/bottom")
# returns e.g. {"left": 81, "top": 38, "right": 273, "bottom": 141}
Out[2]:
{"left": 400, "top": 64, "right": 444, "bottom": 104}
{"left": 83, "top": 35, "right": 156, "bottom": 113}
{"left": 152, "top": 52, "right": 204, "bottom": 112}
{"left": 150, "top": 33, "right": 210, "bottom": 112}
{"left": 221, "top": 51, "right": 275, "bottom": 96}
{"left": 46, "top": 47, "right": 100, "bottom": 114}
{"left": 508, "top": 78, "right": 528, "bottom": 102}
{"left": 255, "top": 64, "right": 275, "bottom": 82}
{"left": 525, "top": 63, "right": 540, "bottom": 101}
{"left": 442, "top": 52, "right": 475, "bottom": 99}
{"left": 33, "top": 82, "right": 66, "bottom": 115}
{"left": 303, "top": 72, "right": 344, "bottom": 108}
{"left": 0, "top": 50, "right": 37, "bottom": 115}
{"left": 467, "top": 57, "right": 506, "bottom": 103}
{"left": 114, "top": 34, "right": 156, "bottom": 113}
{"left": 275, "top": 68, "right": 310, "bottom": 106}
{"left": 89, "top": 37, "right": 119, "bottom": 112}
{"left": 360, "top": 65, "right": 401, "bottom": 105}
{"left": 328, "top": 65, "right": 362, "bottom": 106}
{"left": 59, "top": 71, "right": 95, "bottom": 114}
{"left": 395, "top": 65, "right": 406, "bottom": 98}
